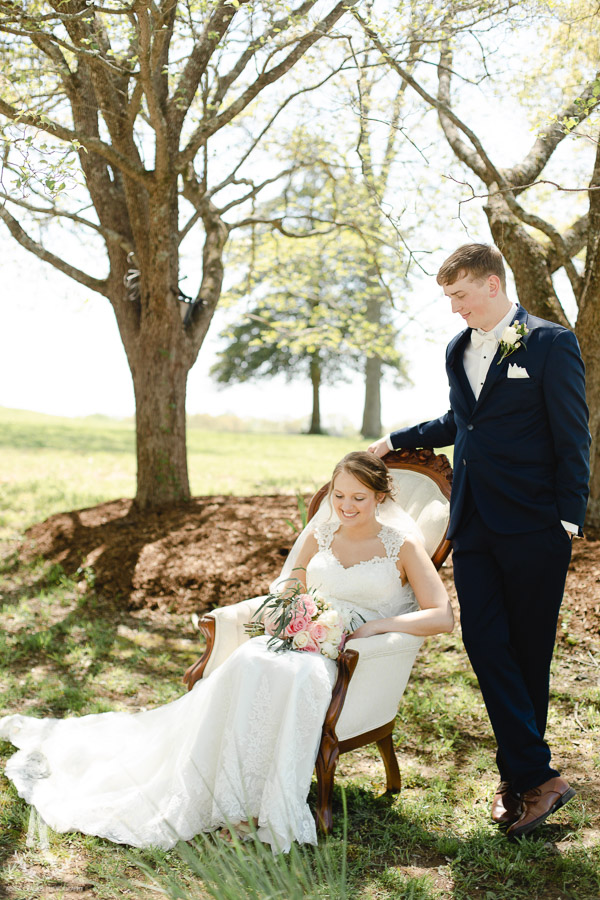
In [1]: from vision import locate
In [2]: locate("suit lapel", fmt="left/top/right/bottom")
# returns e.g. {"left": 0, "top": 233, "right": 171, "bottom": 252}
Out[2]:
{"left": 447, "top": 328, "right": 476, "bottom": 409}
{"left": 475, "top": 306, "right": 530, "bottom": 409}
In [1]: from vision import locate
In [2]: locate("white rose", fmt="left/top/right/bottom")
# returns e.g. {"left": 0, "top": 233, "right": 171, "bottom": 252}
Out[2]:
{"left": 501, "top": 325, "right": 519, "bottom": 346}
{"left": 326, "top": 626, "right": 343, "bottom": 645}
{"left": 292, "top": 630, "right": 310, "bottom": 649}
{"left": 318, "top": 610, "right": 338, "bottom": 627}
{"left": 320, "top": 641, "right": 338, "bottom": 659}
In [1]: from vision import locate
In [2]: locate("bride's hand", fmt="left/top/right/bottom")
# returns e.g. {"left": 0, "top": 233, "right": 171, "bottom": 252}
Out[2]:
{"left": 347, "top": 620, "right": 381, "bottom": 641}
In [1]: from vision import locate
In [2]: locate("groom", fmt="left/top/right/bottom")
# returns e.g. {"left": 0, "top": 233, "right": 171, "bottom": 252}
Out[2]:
{"left": 369, "top": 243, "right": 590, "bottom": 837}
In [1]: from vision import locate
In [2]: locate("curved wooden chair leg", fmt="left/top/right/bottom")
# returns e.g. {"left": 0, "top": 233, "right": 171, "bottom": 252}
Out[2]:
{"left": 315, "top": 741, "right": 339, "bottom": 834}
{"left": 376, "top": 730, "right": 401, "bottom": 793}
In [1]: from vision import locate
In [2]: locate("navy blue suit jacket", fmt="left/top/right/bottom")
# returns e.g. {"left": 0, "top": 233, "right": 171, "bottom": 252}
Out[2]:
{"left": 390, "top": 306, "right": 590, "bottom": 538}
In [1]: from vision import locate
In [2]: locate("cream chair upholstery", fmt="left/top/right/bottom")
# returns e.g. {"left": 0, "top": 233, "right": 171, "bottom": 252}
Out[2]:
{"left": 183, "top": 448, "right": 452, "bottom": 832}
{"left": 334, "top": 630, "right": 423, "bottom": 740}
{"left": 389, "top": 469, "right": 449, "bottom": 558}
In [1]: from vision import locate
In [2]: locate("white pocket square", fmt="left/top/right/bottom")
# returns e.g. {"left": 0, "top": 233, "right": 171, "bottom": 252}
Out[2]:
{"left": 507, "top": 364, "right": 529, "bottom": 379}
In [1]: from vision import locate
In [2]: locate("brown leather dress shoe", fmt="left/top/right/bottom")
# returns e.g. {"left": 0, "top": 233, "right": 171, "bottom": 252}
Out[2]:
{"left": 508, "top": 776, "right": 576, "bottom": 838}
{"left": 491, "top": 781, "right": 523, "bottom": 828}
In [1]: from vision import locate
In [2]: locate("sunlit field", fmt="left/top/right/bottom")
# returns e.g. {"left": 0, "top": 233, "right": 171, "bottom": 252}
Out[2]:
{"left": 0, "top": 407, "right": 360, "bottom": 538}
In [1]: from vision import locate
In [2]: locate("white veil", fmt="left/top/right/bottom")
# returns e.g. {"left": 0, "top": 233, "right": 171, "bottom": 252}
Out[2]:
{"left": 270, "top": 494, "right": 425, "bottom": 593}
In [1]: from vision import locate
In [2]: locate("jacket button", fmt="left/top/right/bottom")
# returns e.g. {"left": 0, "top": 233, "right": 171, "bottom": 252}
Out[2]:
{"left": 462, "top": 459, "right": 467, "bottom": 466}
{"left": 467, "top": 424, "right": 474, "bottom": 431}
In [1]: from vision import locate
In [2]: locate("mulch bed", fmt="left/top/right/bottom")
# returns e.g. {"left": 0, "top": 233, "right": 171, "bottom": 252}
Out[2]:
{"left": 19, "top": 495, "right": 600, "bottom": 647}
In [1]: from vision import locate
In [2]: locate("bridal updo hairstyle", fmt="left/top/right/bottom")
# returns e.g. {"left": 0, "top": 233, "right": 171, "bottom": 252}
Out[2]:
{"left": 328, "top": 451, "right": 394, "bottom": 500}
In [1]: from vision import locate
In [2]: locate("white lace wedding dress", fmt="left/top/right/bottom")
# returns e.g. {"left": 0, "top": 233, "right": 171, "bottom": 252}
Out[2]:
{"left": 0, "top": 523, "right": 417, "bottom": 853}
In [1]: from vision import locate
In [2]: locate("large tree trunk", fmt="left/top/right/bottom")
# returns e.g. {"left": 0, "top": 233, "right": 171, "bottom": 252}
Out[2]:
{"left": 361, "top": 355, "right": 382, "bottom": 438}
{"left": 485, "top": 194, "right": 570, "bottom": 327}
{"left": 132, "top": 348, "right": 191, "bottom": 507}
{"left": 577, "top": 315, "right": 600, "bottom": 537}
{"left": 308, "top": 356, "right": 322, "bottom": 435}
{"left": 575, "top": 139, "right": 600, "bottom": 535}
{"left": 117, "top": 183, "right": 199, "bottom": 509}
{"left": 360, "top": 292, "right": 383, "bottom": 438}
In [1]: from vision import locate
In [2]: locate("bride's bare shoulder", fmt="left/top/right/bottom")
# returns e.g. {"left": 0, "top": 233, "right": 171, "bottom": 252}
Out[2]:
{"left": 294, "top": 530, "right": 319, "bottom": 568}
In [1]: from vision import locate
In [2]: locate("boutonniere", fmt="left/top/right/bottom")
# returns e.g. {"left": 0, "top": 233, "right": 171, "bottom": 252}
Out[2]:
{"left": 497, "top": 322, "right": 529, "bottom": 364}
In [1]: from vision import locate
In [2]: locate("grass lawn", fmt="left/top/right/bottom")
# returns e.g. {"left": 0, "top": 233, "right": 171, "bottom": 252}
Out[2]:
{"left": 0, "top": 408, "right": 597, "bottom": 899}
{"left": 0, "top": 407, "right": 361, "bottom": 539}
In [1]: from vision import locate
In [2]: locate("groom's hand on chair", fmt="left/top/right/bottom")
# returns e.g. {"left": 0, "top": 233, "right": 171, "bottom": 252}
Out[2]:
{"left": 367, "top": 436, "right": 390, "bottom": 458}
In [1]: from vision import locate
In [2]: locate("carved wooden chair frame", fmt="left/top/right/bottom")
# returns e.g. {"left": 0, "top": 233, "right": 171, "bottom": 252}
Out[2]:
{"left": 183, "top": 447, "right": 453, "bottom": 833}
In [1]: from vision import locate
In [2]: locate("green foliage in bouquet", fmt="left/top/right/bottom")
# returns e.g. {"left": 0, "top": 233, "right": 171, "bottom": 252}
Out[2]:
{"left": 244, "top": 579, "right": 363, "bottom": 659}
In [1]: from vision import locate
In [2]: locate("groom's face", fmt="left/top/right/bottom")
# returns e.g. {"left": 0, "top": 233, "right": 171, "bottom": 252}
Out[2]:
{"left": 443, "top": 270, "right": 497, "bottom": 331}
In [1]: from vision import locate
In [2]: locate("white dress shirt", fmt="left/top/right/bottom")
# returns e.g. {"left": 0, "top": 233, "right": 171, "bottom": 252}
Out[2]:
{"left": 463, "top": 303, "right": 516, "bottom": 400}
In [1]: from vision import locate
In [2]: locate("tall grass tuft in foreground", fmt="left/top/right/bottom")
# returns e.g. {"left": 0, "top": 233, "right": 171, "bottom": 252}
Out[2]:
{"left": 131, "top": 815, "right": 348, "bottom": 900}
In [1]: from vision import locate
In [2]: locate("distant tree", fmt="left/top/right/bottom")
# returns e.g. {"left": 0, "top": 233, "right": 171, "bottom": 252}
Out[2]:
{"left": 214, "top": 5, "right": 428, "bottom": 438}
{"left": 0, "top": 0, "right": 358, "bottom": 507}
{"left": 211, "top": 229, "right": 407, "bottom": 434}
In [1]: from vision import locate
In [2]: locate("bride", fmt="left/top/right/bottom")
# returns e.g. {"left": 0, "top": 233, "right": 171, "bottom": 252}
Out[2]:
{"left": 0, "top": 452, "right": 453, "bottom": 853}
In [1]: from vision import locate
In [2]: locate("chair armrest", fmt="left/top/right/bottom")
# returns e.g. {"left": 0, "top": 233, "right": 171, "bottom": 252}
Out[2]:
{"left": 336, "top": 631, "right": 424, "bottom": 742}
{"left": 344, "top": 630, "right": 423, "bottom": 660}
{"left": 183, "top": 596, "right": 267, "bottom": 690}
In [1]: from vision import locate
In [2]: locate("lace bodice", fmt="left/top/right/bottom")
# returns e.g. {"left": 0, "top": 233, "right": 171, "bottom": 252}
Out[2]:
{"left": 306, "top": 523, "right": 418, "bottom": 621}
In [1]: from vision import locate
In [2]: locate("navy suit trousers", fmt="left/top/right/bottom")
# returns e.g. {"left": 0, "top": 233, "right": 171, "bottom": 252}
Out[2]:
{"left": 452, "top": 488, "right": 572, "bottom": 793}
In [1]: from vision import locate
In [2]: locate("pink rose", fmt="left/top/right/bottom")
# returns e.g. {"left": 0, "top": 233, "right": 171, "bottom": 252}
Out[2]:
{"left": 284, "top": 612, "right": 312, "bottom": 638}
{"left": 299, "top": 638, "right": 319, "bottom": 653}
{"left": 308, "top": 622, "right": 328, "bottom": 643}
{"left": 293, "top": 631, "right": 319, "bottom": 652}
{"left": 296, "top": 594, "right": 317, "bottom": 618}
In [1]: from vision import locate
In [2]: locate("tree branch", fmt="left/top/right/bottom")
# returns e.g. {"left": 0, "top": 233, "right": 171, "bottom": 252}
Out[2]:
{"left": 505, "top": 195, "right": 583, "bottom": 297}
{"left": 0, "top": 190, "right": 133, "bottom": 252}
{"left": 168, "top": 0, "right": 249, "bottom": 135}
{"left": 0, "top": 98, "right": 149, "bottom": 184}
{"left": 0, "top": 202, "right": 109, "bottom": 295}
{"left": 509, "top": 75, "right": 600, "bottom": 190}
{"left": 353, "top": 11, "right": 503, "bottom": 186}
{"left": 547, "top": 214, "right": 589, "bottom": 273}
{"left": 230, "top": 215, "right": 338, "bottom": 238}
{"left": 215, "top": 166, "right": 303, "bottom": 215}
{"left": 136, "top": 0, "right": 168, "bottom": 160}
{"left": 179, "top": 0, "right": 358, "bottom": 169}
{"left": 0, "top": 23, "right": 132, "bottom": 76}
{"left": 209, "top": 1, "right": 318, "bottom": 111}
{"left": 178, "top": 207, "right": 202, "bottom": 245}
{"left": 207, "top": 60, "right": 350, "bottom": 200}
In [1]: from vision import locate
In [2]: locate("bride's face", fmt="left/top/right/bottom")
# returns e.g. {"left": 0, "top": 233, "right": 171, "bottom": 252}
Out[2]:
{"left": 331, "top": 470, "right": 382, "bottom": 526}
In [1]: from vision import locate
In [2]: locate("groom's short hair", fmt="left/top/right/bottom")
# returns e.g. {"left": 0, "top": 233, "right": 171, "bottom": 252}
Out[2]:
{"left": 437, "top": 243, "right": 506, "bottom": 291}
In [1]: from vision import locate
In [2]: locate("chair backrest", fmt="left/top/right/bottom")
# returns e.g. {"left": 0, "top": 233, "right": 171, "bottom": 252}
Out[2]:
{"left": 307, "top": 448, "right": 453, "bottom": 570}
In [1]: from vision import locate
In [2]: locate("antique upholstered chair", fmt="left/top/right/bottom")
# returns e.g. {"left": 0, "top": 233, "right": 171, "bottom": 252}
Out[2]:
{"left": 183, "top": 448, "right": 453, "bottom": 832}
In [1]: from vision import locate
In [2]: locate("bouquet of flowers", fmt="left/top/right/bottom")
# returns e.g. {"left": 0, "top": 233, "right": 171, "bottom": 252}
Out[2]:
{"left": 245, "top": 581, "right": 363, "bottom": 660}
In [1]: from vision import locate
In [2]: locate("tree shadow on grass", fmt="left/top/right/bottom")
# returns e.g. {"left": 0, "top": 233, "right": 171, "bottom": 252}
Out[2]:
{"left": 0, "top": 597, "right": 197, "bottom": 714}
{"left": 327, "top": 784, "right": 599, "bottom": 899}
{"left": 17, "top": 495, "right": 298, "bottom": 615}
